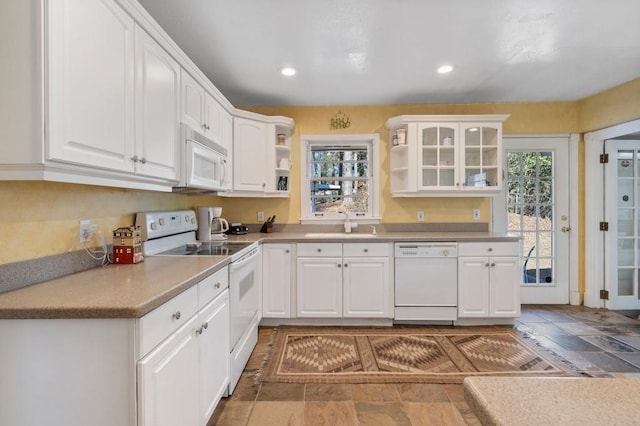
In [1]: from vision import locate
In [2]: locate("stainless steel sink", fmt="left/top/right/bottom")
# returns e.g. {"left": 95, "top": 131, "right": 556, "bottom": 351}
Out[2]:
{"left": 303, "top": 233, "right": 377, "bottom": 238}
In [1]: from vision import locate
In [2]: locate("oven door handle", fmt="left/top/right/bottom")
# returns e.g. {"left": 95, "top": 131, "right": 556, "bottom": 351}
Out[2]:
{"left": 230, "top": 249, "right": 258, "bottom": 271}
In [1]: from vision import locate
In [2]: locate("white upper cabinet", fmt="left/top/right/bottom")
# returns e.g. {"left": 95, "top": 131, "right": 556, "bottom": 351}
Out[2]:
{"left": 134, "top": 27, "right": 180, "bottom": 181}
{"left": 181, "top": 70, "right": 227, "bottom": 146}
{"left": 231, "top": 117, "right": 267, "bottom": 193}
{"left": 0, "top": 0, "right": 295, "bottom": 193}
{"left": 47, "top": 0, "right": 136, "bottom": 173}
{"left": 220, "top": 111, "right": 294, "bottom": 197}
{"left": 386, "top": 115, "right": 509, "bottom": 196}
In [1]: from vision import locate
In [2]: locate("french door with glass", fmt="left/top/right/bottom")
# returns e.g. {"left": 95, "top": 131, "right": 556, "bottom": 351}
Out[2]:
{"left": 605, "top": 139, "right": 640, "bottom": 309}
{"left": 496, "top": 137, "right": 570, "bottom": 304}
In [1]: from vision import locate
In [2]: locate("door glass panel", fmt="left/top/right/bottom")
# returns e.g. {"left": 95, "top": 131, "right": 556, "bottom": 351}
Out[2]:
{"left": 614, "top": 149, "right": 639, "bottom": 298}
{"left": 506, "top": 151, "right": 554, "bottom": 285}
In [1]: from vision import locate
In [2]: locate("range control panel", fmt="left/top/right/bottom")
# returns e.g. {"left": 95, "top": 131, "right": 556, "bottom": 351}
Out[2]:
{"left": 135, "top": 210, "right": 198, "bottom": 241}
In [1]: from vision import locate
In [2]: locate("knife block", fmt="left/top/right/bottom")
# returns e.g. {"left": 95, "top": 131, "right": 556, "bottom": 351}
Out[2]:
{"left": 260, "top": 221, "right": 273, "bottom": 233}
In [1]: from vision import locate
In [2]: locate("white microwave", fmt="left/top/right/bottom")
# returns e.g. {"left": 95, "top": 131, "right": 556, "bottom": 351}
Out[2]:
{"left": 174, "top": 124, "right": 229, "bottom": 193}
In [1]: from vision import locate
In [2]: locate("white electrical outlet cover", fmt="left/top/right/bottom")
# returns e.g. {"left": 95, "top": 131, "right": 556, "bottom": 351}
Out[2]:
{"left": 257, "top": 211, "right": 264, "bottom": 221}
{"left": 473, "top": 209, "right": 481, "bottom": 220}
{"left": 417, "top": 211, "right": 425, "bottom": 222}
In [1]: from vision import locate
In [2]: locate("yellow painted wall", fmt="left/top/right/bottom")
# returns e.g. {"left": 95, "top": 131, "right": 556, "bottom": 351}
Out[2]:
{"left": 2, "top": 80, "right": 639, "bottom": 266}
{"left": 579, "top": 77, "right": 640, "bottom": 132}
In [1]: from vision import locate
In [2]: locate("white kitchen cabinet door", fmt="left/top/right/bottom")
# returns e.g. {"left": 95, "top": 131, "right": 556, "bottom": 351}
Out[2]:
{"left": 134, "top": 26, "right": 180, "bottom": 181}
{"left": 204, "top": 93, "right": 223, "bottom": 143}
{"left": 489, "top": 257, "right": 521, "bottom": 317}
{"left": 138, "top": 315, "right": 199, "bottom": 426}
{"left": 220, "top": 109, "right": 233, "bottom": 190}
{"left": 343, "top": 257, "right": 391, "bottom": 317}
{"left": 198, "top": 291, "right": 230, "bottom": 425}
{"left": 262, "top": 244, "right": 293, "bottom": 318}
{"left": 48, "top": 0, "right": 135, "bottom": 172}
{"left": 181, "top": 70, "right": 206, "bottom": 134}
{"left": 458, "top": 257, "right": 491, "bottom": 317}
{"left": 233, "top": 117, "right": 267, "bottom": 192}
{"left": 296, "top": 257, "right": 342, "bottom": 317}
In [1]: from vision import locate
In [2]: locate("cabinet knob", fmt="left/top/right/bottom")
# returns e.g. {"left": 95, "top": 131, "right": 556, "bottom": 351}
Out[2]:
{"left": 139, "top": 157, "right": 147, "bottom": 164}
{"left": 285, "top": 249, "right": 290, "bottom": 253}
{"left": 364, "top": 248, "right": 368, "bottom": 253}
{"left": 317, "top": 248, "right": 322, "bottom": 252}
{"left": 214, "top": 282, "right": 220, "bottom": 289}
{"left": 490, "top": 263, "right": 496, "bottom": 267}
{"left": 487, "top": 248, "right": 493, "bottom": 252}
{"left": 202, "top": 321, "right": 209, "bottom": 330}
{"left": 337, "top": 263, "right": 341, "bottom": 268}
{"left": 485, "top": 263, "right": 490, "bottom": 267}
{"left": 172, "top": 311, "right": 181, "bottom": 320}
{"left": 130, "top": 155, "right": 139, "bottom": 163}
{"left": 344, "top": 263, "right": 348, "bottom": 267}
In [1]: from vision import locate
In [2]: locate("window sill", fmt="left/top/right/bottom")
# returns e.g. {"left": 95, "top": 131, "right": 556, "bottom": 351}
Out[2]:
{"left": 300, "top": 217, "right": 382, "bottom": 225}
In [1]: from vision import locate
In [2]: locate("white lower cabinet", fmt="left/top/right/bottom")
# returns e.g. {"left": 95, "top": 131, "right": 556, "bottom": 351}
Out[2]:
{"left": 296, "top": 243, "right": 392, "bottom": 318}
{"left": 458, "top": 242, "right": 521, "bottom": 318}
{"left": 138, "top": 315, "right": 200, "bottom": 426}
{"left": 0, "top": 267, "right": 230, "bottom": 426}
{"left": 262, "top": 244, "right": 293, "bottom": 318}
{"left": 137, "top": 268, "right": 230, "bottom": 426}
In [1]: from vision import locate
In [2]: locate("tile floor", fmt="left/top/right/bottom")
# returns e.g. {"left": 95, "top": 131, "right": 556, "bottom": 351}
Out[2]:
{"left": 208, "top": 305, "right": 640, "bottom": 425}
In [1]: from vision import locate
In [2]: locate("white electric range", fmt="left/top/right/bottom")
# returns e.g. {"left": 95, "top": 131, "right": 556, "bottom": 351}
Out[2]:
{"left": 136, "top": 210, "right": 260, "bottom": 394}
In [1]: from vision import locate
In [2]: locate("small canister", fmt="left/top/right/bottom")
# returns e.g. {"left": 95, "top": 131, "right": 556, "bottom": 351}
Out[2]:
{"left": 277, "top": 134, "right": 286, "bottom": 145}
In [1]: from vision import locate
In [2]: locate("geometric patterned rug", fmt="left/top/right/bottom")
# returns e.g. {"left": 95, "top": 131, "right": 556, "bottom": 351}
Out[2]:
{"left": 262, "top": 326, "right": 576, "bottom": 384}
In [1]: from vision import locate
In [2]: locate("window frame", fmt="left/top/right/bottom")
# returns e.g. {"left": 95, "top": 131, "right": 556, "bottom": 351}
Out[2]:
{"left": 300, "top": 133, "right": 380, "bottom": 224}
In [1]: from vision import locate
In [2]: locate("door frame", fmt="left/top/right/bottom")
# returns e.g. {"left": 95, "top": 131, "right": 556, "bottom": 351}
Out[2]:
{"left": 584, "top": 119, "right": 640, "bottom": 308}
{"left": 492, "top": 133, "right": 580, "bottom": 305}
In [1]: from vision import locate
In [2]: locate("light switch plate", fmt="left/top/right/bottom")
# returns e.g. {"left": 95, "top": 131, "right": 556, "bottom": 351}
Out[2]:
{"left": 257, "top": 211, "right": 265, "bottom": 221}
{"left": 473, "top": 209, "right": 481, "bottom": 220}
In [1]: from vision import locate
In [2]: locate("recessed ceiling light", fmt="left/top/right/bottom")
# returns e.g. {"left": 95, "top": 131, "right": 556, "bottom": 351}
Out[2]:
{"left": 437, "top": 65, "right": 453, "bottom": 74}
{"left": 281, "top": 67, "right": 296, "bottom": 77}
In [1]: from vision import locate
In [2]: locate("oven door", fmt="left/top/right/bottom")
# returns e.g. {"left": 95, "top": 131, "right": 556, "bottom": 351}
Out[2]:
{"left": 229, "top": 246, "right": 260, "bottom": 350}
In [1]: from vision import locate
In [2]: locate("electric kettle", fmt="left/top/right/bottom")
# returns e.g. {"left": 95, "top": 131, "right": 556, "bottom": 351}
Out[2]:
{"left": 197, "top": 207, "right": 229, "bottom": 241}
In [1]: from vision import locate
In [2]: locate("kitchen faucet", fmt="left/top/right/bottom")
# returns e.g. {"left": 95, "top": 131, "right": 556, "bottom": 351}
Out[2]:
{"left": 338, "top": 210, "right": 356, "bottom": 233}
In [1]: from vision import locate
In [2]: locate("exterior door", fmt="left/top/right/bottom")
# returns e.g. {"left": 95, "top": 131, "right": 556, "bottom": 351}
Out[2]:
{"left": 495, "top": 137, "right": 570, "bottom": 304}
{"left": 605, "top": 139, "right": 640, "bottom": 309}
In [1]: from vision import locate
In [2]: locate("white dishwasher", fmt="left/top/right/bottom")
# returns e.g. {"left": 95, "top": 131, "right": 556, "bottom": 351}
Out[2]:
{"left": 394, "top": 242, "right": 458, "bottom": 322}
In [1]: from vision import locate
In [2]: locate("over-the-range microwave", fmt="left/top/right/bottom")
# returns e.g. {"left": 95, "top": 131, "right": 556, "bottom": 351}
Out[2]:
{"left": 173, "top": 124, "right": 229, "bottom": 194}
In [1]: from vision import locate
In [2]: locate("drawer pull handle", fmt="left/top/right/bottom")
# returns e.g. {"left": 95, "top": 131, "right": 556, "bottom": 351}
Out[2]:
{"left": 317, "top": 248, "right": 322, "bottom": 252}
{"left": 364, "top": 248, "right": 368, "bottom": 253}
{"left": 488, "top": 248, "right": 493, "bottom": 252}
{"left": 214, "top": 282, "right": 221, "bottom": 289}
{"left": 172, "top": 311, "right": 181, "bottom": 320}
{"left": 196, "top": 322, "right": 209, "bottom": 335}
{"left": 286, "top": 249, "right": 290, "bottom": 253}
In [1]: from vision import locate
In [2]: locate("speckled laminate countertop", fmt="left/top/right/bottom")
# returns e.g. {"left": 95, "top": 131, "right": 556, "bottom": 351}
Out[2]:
{"left": 0, "top": 231, "right": 516, "bottom": 320}
{"left": 0, "top": 256, "right": 229, "bottom": 319}
{"left": 464, "top": 377, "right": 640, "bottom": 426}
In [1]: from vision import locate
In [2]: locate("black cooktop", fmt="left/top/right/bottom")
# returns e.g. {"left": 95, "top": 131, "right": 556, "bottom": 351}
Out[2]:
{"left": 157, "top": 241, "right": 253, "bottom": 256}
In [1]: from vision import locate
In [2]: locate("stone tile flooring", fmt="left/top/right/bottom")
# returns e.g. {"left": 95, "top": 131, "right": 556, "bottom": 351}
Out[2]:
{"left": 208, "top": 305, "right": 640, "bottom": 425}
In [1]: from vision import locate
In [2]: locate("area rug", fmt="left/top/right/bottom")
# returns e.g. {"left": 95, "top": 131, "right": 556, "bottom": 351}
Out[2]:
{"left": 261, "top": 326, "right": 575, "bottom": 384}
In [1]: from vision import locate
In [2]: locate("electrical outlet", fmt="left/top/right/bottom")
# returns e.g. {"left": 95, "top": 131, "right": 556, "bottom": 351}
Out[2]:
{"left": 473, "top": 209, "right": 481, "bottom": 220}
{"left": 79, "top": 220, "right": 93, "bottom": 243}
{"left": 417, "top": 211, "right": 425, "bottom": 222}
{"left": 257, "top": 211, "right": 265, "bottom": 222}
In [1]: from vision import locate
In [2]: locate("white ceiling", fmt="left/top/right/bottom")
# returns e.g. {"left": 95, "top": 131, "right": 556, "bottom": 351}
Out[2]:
{"left": 138, "top": 0, "right": 640, "bottom": 107}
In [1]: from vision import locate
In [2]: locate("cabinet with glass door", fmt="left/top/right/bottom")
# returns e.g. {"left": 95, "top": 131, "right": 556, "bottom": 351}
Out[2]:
{"left": 387, "top": 115, "right": 509, "bottom": 196}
